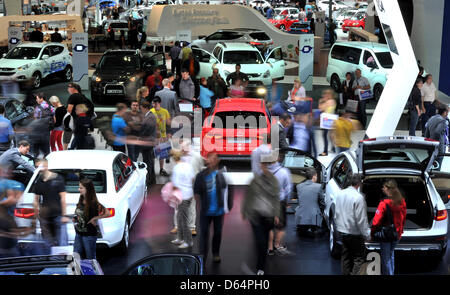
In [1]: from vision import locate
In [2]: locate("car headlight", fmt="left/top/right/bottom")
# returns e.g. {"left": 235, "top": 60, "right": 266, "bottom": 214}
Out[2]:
{"left": 93, "top": 74, "right": 101, "bottom": 83}
{"left": 263, "top": 70, "right": 270, "bottom": 78}
{"left": 257, "top": 87, "right": 267, "bottom": 95}
{"left": 17, "top": 64, "right": 30, "bottom": 71}
{"left": 129, "top": 76, "right": 136, "bottom": 82}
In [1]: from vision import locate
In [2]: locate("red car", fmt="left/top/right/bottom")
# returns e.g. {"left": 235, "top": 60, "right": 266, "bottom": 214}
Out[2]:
{"left": 269, "top": 15, "right": 299, "bottom": 31}
{"left": 341, "top": 11, "right": 366, "bottom": 32}
{"left": 201, "top": 98, "right": 272, "bottom": 159}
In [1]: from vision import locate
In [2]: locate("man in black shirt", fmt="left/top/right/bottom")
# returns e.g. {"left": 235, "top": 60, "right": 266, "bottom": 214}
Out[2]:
{"left": 225, "top": 64, "right": 249, "bottom": 86}
{"left": 128, "top": 25, "right": 139, "bottom": 49}
{"left": 32, "top": 159, "right": 68, "bottom": 249}
{"left": 29, "top": 26, "right": 44, "bottom": 42}
{"left": 64, "top": 83, "right": 84, "bottom": 150}
{"left": 50, "top": 27, "right": 63, "bottom": 43}
{"left": 408, "top": 78, "right": 424, "bottom": 136}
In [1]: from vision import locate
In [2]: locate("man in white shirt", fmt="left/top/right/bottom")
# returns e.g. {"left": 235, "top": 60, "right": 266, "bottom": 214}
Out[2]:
{"left": 420, "top": 74, "right": 442, "bottom": 134}
{"left": 352, "top": 69, "right": 371, "bottom": 128}
{"left": 335, "top": 174, "right": 370, "bottom": 275}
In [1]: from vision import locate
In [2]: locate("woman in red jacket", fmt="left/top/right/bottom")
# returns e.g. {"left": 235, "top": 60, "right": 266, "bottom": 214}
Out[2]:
{"left": 371, "top": 179, "right": 407, "bottom": 275}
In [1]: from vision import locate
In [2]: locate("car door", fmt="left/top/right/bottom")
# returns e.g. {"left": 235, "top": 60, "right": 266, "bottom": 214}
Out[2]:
{"left": 39, "top": 46, "right": 53, "bottom": 78}
{"left": 48, "top": 45, "right": 66, "bottom": 74}
{"left": 264, "top": 46, "right": 285, "bottom": 80}
{"left": 192, "top": 47, "right": 218, "bottom": 79}
{"left": 144, "top": 52, "right": 167, "bottom": 75}
{"left": 114, "top": 155, "right": 140, "bottom": 223}
{"left": 280, "top": 148, "right": 325, "bottom": 212}
{"left": 430, "top": 154, "right": 450, "bottom": 210}
{"left": 361, "top": 49, "right": 379, "bottom": 89}
{"left": 120, "top": 153, "right": 146, "bottom": 215}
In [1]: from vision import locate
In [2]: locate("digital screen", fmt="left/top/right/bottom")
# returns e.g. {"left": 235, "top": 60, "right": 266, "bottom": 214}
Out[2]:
{"left": 381, "top": 23, "right": 398, "bottom": 55}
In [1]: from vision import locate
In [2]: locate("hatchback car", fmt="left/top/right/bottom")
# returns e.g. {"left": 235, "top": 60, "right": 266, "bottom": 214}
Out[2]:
{"left": 201, "top": 98, "right": 271, "bottom": 160}
{"left": 191, "top": 29, "right": 273, "bottom": 53}
{"left": 193, "top": 42, "right": 285, "bottom": 86}
{"left": 323, "top": 136, "right": 448, "bottom": 258}
{"left": 269, "top": 15, "right": 299, "bottom": 31}
{"left": 15, "top": 150, "right": 148, "bottom": 254}
{"left": 274, "top": 7, "right": 300, "bottom": 18}
{"left": 341, "top": 11, "right": 366, "bottom": 32}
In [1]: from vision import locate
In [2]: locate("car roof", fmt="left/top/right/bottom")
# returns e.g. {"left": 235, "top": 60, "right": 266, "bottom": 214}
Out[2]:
{"left": 215, "top": 98, "right": 267, "bottom": 112}
{"left": 333, "top": 41, "right": 390, "bottom": 52}
{"left": 17, "top": 42, "right": 65, "bottom": 48}
{"left": 219, "top": 42, "right": 259, "bottom": 51}
{"left": 46, "top": 150, "right": 121, "bottom": 169}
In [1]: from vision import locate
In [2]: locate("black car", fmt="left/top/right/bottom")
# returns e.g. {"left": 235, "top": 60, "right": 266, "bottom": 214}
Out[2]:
{"left": 90, "top": 49, "right": 166, "bottom": 104}
{"left": 0, "top": 97, "right": 33, "bottom": 127}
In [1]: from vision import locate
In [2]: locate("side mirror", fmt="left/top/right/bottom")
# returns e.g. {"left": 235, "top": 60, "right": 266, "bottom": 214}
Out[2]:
{"left": 90, "top": 63, "right": 96, "bottom": 68}
{"left": 2, "top": 53, "right": 6, "bottom": 58}
{"left": 123, "top": 254, "right": 203, "bottom": 275}
{"left": 41, "top": 54, "right": 50, "bottom": 60}
{"left": 209, "top": 58, "right": 217, "bottom": 64}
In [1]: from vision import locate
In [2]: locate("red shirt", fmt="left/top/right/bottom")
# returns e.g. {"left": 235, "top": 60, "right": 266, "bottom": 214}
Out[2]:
{"left": 371, "top": 199, "right": 407, "bottom": 239}
{"left": 145, "top": 74, "right": 162, "bottom": 89}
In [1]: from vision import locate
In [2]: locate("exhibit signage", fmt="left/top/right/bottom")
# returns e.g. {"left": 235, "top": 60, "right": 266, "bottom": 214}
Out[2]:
{"left": 8, "top": 27, "right": 22, "bottom": 51}
{"left": 176, "top": 30, "right": 192, "bottom": 43}
{"left": 72, "top": 33, "right": 89, "bottom": 91}
{"left": 298, "top": 34, "right": 314, "bottom": 91}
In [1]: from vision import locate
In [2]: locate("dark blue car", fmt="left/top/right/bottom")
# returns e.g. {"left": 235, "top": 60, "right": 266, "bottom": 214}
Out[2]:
{"left": 286, "top": 21, "right": 312, "bottom": 34}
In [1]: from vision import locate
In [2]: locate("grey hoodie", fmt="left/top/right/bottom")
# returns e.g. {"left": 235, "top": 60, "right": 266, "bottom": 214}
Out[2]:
{"left": 425, "top": 114, "right": 449, "bottom": 154}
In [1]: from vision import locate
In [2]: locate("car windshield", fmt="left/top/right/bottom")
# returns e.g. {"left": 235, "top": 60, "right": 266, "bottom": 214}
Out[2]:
{"left": 223, "top": 51, "right": 264, "bottom": 64}
{"left": 273, "top": 15, "right": 285, "bottom": 20}
{"left": 363, "top": 146, "right": 434, "bottom": 170}
{"left": 351, "top": 12, "right": 365, "bottom": 20}
{"left": 99, "top": 55, "right": 138, "bottom": 69}
{"left": 30, "top": 169, "right": 107, "bottom": 193}
{"left": 5, "top": 47, "right": 41, "bottom": 60}
{"left": 375, "top": 52, "right": 394, "bottom": 69}
{"left": 213, "top": 111, "right": 267, "bottom": 129}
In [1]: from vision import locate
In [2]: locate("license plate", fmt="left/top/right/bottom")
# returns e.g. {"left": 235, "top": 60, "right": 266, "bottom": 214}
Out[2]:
{"left": 107, "top": 89, "right": 123, "bottom": 94}
{"left": 227, "top": 138, "right": 251, "bottom": 144}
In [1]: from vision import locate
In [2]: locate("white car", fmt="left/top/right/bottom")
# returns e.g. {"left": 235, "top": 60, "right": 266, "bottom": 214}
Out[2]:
{"left": 249, "top": 0, "right": 272, "bottom": 12}
{"left": 192, "top": 42, "right": 285, "bottom": 86}
{"left": 317, "top": 0, "right": 352, "bottom": 12}
{"left": 323, "top": 137, "right": 449, "bottom": 258}
{"left": 326, "top": 41, "right": 393, "bottom": 101}
{"left": 274, "top": 7, "right": 300, "bottom": 18}
{"left": 0, "top": 42, "right": 72, "bottom": 88}
{"left": 15, "top": 150, "right": 148, "bottom": 253}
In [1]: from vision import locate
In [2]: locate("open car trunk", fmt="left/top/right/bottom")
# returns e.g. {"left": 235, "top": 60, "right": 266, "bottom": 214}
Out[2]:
{"left": 362, "top": 175, "right": 434, "bottom": 230}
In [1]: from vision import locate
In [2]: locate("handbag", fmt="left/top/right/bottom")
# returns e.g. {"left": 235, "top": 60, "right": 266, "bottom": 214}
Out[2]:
{"left": 373, "top": 203, "right": 398, "bottom": 242}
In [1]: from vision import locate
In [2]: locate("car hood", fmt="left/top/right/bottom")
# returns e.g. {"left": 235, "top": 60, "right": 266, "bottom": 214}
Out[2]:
{"left": 0, "top": 59, "right": 36, "bottom": 69}
{"left": 94, "top": 68, "right": 140, "bottom": 81}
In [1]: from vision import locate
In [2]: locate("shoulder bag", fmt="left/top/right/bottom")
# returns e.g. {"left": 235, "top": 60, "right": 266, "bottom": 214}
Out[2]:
{"left": 373, "top": 203, "right": 398, "bottom": 242}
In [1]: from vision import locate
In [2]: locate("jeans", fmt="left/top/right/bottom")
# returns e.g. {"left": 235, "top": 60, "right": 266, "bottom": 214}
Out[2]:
{"left": 73, "top": 234, "right": 97, "bottom": 259}
{"left": 141, "top": 147, "right": 155, "bottom": 185}
{"left": 409, "top": 109, "right": 419, "bottom": 136}
{"left": 341, "top": 234, "right": 366, "bottom": 275}
{"left": 177, "top": 199, "right": 193, "bottom": 245}
{"left": 199, "top": 214, "right": 224, "bottom": 261}
{"left": 421, "top": 102, "right": 436, "bottom": 134}
{"left": 174, "top": 197, "right": 196, "bottom": 230}
{"left": 358, "top": 99, "right": 367, "bottom": 128}
{"left": 250, "top": 215, "right": 274, "bottom": 272}
{"left": 50, "top": 130, "right": 64, "bottom": 152}
{"left": 39, "top": 216, "right": 68, "bottom": 250}
{"left": 322, "top": 129, "right": 329, "bottom": 153}
{"left": 380, "top": 241, "right": 398, "bottom": 275}
{"left": 127, "top": 144, "right": 140, "bottom": 162}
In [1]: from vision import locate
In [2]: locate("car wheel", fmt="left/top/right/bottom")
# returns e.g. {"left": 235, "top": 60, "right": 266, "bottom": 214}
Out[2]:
{"left": 330, "top": 74, "right": 340, "bottom": 92}
{"left": 32, "top": 72, "right": 41, "bottom": 88}
{"left": 329, "top": 216, "right": 341, "bottom": 259}
{"left": 279, "top": 24, "right": 286, "bottom": 30}
{"left": 117, "top": 217, "right": 130, "bottom": 254}
{"left": 373, "top": 84, "right": 384, "bottom": 101}
{"left": 62, "top": 66, "right": 72, "bottom": 82}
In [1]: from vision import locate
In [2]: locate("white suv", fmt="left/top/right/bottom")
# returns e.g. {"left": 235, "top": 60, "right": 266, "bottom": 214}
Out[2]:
{"left": 192, "top": 42, "right": 285, "bottom": 86}
{"left": 0, "top": 42, "right": 72, "bottom": 88}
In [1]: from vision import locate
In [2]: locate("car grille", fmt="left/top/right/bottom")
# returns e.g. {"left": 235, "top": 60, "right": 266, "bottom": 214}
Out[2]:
{"left": 248, "top": 73, "right": 261, "bottom": 78}
{"left": 0, "top": 68, "right": 14, "bottom": 71}
{"left": 0, "top": 72, "right": 15, "bottom": 76}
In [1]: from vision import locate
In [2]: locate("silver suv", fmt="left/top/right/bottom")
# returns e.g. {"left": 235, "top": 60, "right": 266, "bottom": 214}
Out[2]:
{"left": 190, "top": 28, "right": 273, "bottom": 52}
{"left": 323, "top": 136, "right": 449, "bottom": 259}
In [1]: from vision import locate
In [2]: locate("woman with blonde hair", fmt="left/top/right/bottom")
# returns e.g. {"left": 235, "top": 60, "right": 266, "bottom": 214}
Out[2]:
{"left": 170, "top": 148, "right": 195, "bottom": 249}
{"left": 136, "top": 86, "right": 149, "bottom": 104}
{"left": 371, "top": 179, "right": 407, "bottom": 275}
{"left": 49, "top": 96, "right": 67, "bottom": 151}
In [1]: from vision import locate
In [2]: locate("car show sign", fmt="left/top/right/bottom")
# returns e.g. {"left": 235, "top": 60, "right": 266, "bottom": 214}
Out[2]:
{"left": 8, "top": 27, "right": 22, "bottom": 51}
{"left": 366, "top": 0, "right": 419, "bottom": 138}
{"left": 72, "top": 33, "right": 89, "bottom": 91}
{"left": 320, "top": 113, "right": 339, "bottom": 130}
{"left": 298, "top": 34, "right": 314, "bottom": 91}
{"left": 176, "top": 30, "right": 192, "bottom": 44}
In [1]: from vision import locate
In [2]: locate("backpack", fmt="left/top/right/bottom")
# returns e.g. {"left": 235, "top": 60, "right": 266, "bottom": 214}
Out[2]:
{"left": 81, "top": 95, "right": 96, "bottom": 120}
{"left": 37, "top": 104, "right": 55, "bottom": 131}
{"left": 96, "top": 115, "right": 116, "bottom": 147}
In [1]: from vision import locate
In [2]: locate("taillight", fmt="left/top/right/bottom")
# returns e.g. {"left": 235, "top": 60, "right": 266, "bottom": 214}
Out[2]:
{"left": 104, "top": 208, "right": 115, "bottom": 218}
{"left": 14, "top": 208, "right": 35, "bottom": 219}
{"left": 425, "top": 138, "right": 438, "bottom": 142}
{"left": 360, "top": 138, "right": 376, "bottom": 143}
{"left": 435, "top": 210, "right": 447, "bottom": 221}
{"left": 250, "top": 41, "right": 262, "bottom": 46}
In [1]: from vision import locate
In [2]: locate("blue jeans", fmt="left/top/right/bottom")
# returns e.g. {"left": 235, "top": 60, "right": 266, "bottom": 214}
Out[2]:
{"left": 73, "top": 234, "right": 97, "bottom": 259}
{"left": 409, "top": 109, "right": 419, "bottom": 136}
{"left": 380, "top": 241, "right": 398, "bottom": 275}
{"left": 127, "top": 144, "right": 140, "bottom": 162}
{"left": 39, "top": 216, "right": 68, "bottom": 251}
{"left": 421, "top": 102, "right": 436, "bottom": 134}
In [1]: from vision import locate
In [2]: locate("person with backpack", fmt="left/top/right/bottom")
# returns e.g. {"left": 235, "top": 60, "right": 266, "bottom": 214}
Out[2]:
{"left": 31, "top": 92, "right": 54, "bottom": 157}
{"left": 70, "top": 104, "right": 94, "bottom": 150}
{"left": 370, "top": 179, "right": 407, "bottom": 275}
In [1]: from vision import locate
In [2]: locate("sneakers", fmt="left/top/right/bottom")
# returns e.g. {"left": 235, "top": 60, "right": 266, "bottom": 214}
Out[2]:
{"left": 275, "top": 246, "right": 294, "bottom": 256}
{"left": 213, "top": 256, "right": 221, "bottom": 263}
{"left": 171, "top": 239, "right": 184, "bottom": 245}
{"left": 178, "top": 242, "right": 193, "bottom": 249}
{"left": 170, "top": 227, "right": 178, "bottom": 234}
{"left": 257, "top": 270, "right": 265, "bottom": 275}
{"left": 160, "top": 169, "right": 170, "bottom": 177}
{"left": 267, "top": 249, "right": 275, "bottom": 256}
{"left": 191, "top": 229, "right": 197, "bottom": 236}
